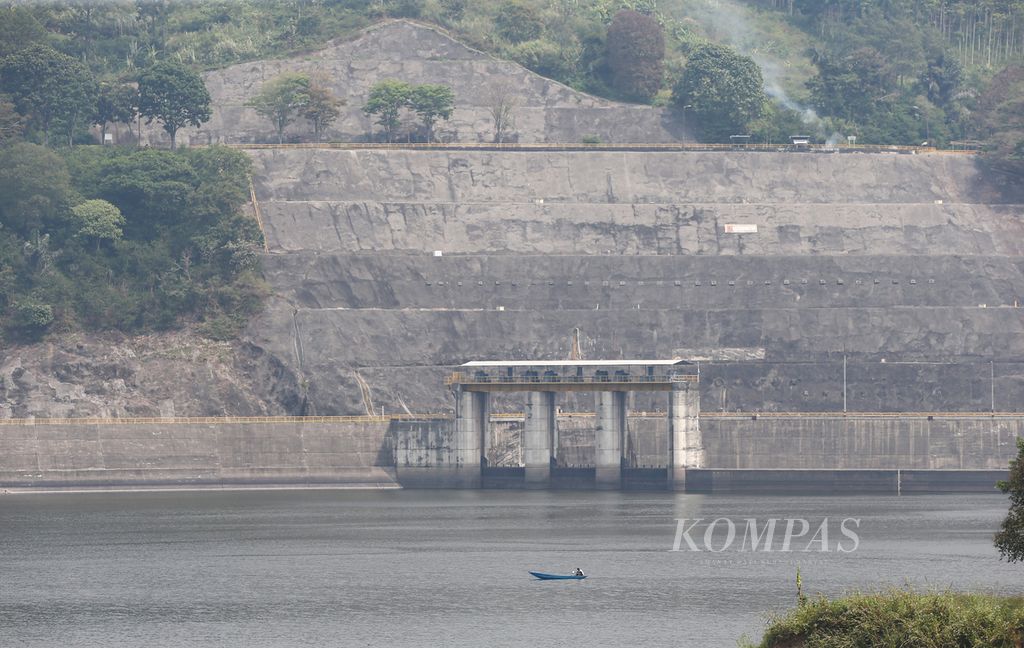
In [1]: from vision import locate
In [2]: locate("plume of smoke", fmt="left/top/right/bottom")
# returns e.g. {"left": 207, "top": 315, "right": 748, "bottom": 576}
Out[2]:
{"left": 692, "top": 0, "right": 821, "bottom": 128}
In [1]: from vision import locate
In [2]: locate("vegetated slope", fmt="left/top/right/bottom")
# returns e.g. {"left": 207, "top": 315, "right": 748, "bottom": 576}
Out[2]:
{"left": 752, "top": 590, "right": 1024, "bottom": 648}
{"left": 247, "top": 146, "right": 1024, "bottom": 415}
{"left": 8, "top": 0, "right": 1022, "bottom": 149}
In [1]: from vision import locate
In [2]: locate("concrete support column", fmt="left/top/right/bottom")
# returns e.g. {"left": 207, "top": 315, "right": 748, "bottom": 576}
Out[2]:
{"left": 669, "top": 380, "right": 704, "bottom": 491}
{"left": 453, "top": 388, "right": 486, "bottom": 488}
{"left": 524, "top": 391, "right": 556, "bottom": 488}
{"left": 595, "top": 390, "right": 626, "bottom": 489}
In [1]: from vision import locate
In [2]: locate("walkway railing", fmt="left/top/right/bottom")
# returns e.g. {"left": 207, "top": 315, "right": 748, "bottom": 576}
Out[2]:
{"left": 1, "top": 410, "right": 1021, "bottom": 427}
{"left": 446, "top": 372, "right": 698, "bottom": 387}
{"left": 230, "top": 142, "right": 965, "bottom": 155}
{"left": 0, "top": 414, "right": 448, "bottom": 426}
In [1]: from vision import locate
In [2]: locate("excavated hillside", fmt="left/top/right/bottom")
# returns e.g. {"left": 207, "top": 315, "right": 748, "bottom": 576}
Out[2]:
{"left": 144, "top": 20, "right": 681, "bottom": 146}
{"left": 248, "top": 147, "right": 1024, "bottom": 414}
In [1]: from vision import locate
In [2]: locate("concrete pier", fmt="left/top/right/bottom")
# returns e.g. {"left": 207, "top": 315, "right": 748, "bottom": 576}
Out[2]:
{"left": 595, "top": 391, "right": 626, "bottom": 489}
{"left": 453, "top": 389, "right": 486, "bottom": 487}
{"left": 524, "top": 391, "right": 556, "bottom": 488}
{"left": 669, "top": 380, "right": 704, "bottom": 491}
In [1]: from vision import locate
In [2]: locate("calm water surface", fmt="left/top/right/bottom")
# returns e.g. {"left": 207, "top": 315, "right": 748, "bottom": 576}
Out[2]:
{"left": 0, "top": 490, "right": 1018, "bottom": 647}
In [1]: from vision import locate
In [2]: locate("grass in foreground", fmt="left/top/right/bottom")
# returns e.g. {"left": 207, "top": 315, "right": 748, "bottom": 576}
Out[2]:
{"left": 747, "top": 589, "right": 1024, "bottom": 648}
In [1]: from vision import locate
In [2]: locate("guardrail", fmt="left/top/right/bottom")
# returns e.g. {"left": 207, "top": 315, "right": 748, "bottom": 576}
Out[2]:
{"left": 0, "top": 414, "right": 449, "bottom": 426}
{"left": 1, "top": 410, "right": 1022, "bottom": 427}
{"left": 226, "top": 142, "right": 958, "bottom": 154}
{"left": 446, "top": 372, "right": 698, "bottom": 386}
{"left": 700, "top": 411, "right": 1024, "bottom": 419}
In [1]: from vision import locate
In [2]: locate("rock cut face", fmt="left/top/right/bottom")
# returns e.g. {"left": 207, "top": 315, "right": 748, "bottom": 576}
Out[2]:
{"left": 146, "top": 20, "right": 680, "bottom": 146}
{"left": 247, "top": 148, "right": 1024, "bottom": 415}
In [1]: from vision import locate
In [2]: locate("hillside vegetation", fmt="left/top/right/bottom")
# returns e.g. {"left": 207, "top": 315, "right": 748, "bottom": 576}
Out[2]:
{"left": 1, "top": 1, "right": 1022, "bottom": 149}
{"left": 749, "top": 589, "right": 1024, "bottom": 648}
{"left": 0, "top": 144, "right": 266, "bottom": 342}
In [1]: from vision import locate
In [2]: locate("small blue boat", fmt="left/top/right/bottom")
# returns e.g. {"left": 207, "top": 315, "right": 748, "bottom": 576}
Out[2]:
{"left": 529, "top": 571, "right": 587, "bottom": 580}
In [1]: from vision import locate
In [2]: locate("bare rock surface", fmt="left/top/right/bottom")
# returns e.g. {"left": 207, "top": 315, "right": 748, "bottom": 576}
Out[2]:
{"left": 0, "top": 331, "right": 304, "bottom": 419}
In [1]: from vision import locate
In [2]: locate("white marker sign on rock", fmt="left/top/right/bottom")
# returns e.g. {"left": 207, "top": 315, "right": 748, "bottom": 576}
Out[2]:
{"left": 723, "top": 224, "right": 758, "bottom": 234}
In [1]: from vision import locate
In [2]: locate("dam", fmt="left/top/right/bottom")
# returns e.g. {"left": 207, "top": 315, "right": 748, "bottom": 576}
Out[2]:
{"left": 5, "top": 144, "right": 1022, "bottom": 491}
{"left": 3, "top": 22, "right": 1022, "bottom": 492}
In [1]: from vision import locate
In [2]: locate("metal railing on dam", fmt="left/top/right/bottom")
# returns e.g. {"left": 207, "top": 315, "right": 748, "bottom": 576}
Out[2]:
{"left": 0, "top": 414, "right": 448, "bottom": 426}
{"left": 229, "top": 141, "right": 973, "bottom": 155}
{"left": 2, "top": 411, "right": 1023, "bottom": 426}
{"left": 447, "top": 371, "right": 698, "bottom": 393}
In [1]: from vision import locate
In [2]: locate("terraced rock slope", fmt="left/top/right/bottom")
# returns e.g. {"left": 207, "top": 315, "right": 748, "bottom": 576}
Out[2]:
{"left": 248, "top": 147, "right": 1024, "bottom": 414}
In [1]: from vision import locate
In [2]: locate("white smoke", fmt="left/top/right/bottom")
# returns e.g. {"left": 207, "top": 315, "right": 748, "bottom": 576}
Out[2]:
{"left": 689, "top": 0, "right": 822, "bottom": 128}
{"left": 824, "top": 131, "right": 844, "bottom": 147}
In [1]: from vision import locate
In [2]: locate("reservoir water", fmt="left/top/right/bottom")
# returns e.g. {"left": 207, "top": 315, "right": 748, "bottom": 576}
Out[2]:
{"left": 1, "top": 490, "right": 1019, "bottom": 647}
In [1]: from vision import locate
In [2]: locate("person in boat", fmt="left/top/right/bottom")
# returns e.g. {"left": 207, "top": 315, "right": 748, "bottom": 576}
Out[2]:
{"left": 573, "top": 568, "right": 584, "bottom": 577}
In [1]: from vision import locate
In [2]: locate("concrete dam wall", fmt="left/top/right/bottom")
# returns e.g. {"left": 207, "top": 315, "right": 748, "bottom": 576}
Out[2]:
{"left": 2, "top": 415, "right": 1012, "bottom": 491}
{"left": 247, "top": 148, "right": 1024, "bottom": 416}
{"left": 0, "top": 420, "right": 396, "bottom": 489}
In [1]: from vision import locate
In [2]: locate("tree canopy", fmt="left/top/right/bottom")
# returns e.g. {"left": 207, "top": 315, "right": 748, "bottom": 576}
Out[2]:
{"left": 673, "top": 43, "right": 767, "bottom": 142}
{"left": 71, "top": 199, "right": 125, "bottom": 250}
{"left": 363, "top": 80, "right": 456, "bottom": 142}
{"left": 363, "top": 79, "right": 412, "bottom": 142}
{"left": 137, "top": 61, "right": 212, "bottom": 149}
{"left": 247, "top": 73, "right": 312, "bottom": 144}
{"left": 0, "top": 145, "right": 265, "bottom": 342}
{"left": 0, "top": 44, "right": 96, "bottom": 146}
{"left": 606, "top": 10, "right": 665, "bottom": 102}
{"left": 995, "top": 437, "right": 1024, "bottom": 563}
{"left": 93, "top": 82, "right": 138, "bottom": 145}
{"left": 408, "top": 84, "right": 455, "bottom": 142}
{"left": 302, "top": 82, "right": 344, "bottom": 143}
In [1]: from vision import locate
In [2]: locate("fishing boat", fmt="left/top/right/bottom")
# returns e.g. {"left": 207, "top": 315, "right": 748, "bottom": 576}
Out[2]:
{"left": 529, "top": 571, "right": 587, "bottom": 580}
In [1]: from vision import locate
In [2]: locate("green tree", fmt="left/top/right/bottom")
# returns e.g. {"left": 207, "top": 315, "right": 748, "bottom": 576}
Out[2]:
{"left": 0, "top": 44, "right": 97, "bottom": 146}
{"left": 94, "top": 82, "right": 138, "bottom": 145}
{"left": 137, "top": 61, "right": 212, "bottom": 149}
{"left": 606, "top": 9, "right": 665, "bottom": 102}
{"left": 0, "top": 143, "right": 74, "bottom": 236}
{"left": 995, "top": 437, "right": 1024, "bottom": 563}
{"left": 0, "top": 95, "right": 24, "bottom": 145}
{"left": 408, "top": 84, "right": 455, "bottom": 142}
{"left": 90, "top": 148, "right": 197, "bottom": 239}
{"left": 0, "top": 7, "right": 48, "bottom": 58}
{"left": 301, "top": 82, "right": 343, "bottom": 143}
{"left": 673, "top": 43, "right": 767, "bottom": 142}
{"left": 10, "top": 298, "right": 53, "bottom": 338}
{"left": 495, "top": 1, "right": 544, "bottom": 44}
{"left": 363, "top": 79, "right": 411, "bottom": 142}
{"left": 71, "top": 199, "right": 125, "bottom": 251}
{"left": 974, "top": 65, "right": 1024, "bottom": 182}
{"left": 807, "top": 47, "right": 890, "bottom": 124}
{"left": 247, "top": 72, "right": 311, "bottom": 144}
{"left": 921, "top": 53, "right": 963, "bottom": 107}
